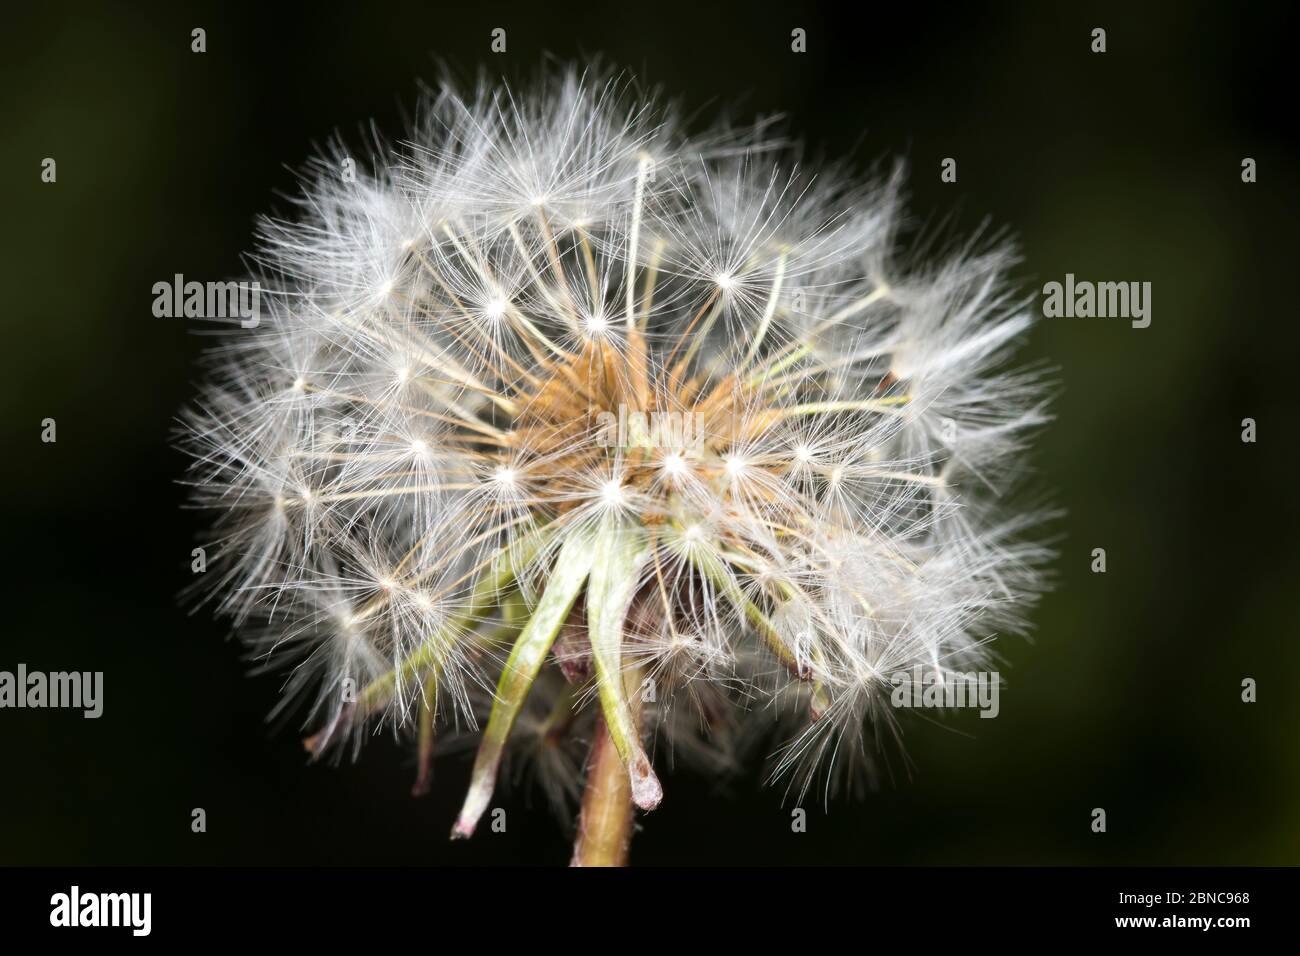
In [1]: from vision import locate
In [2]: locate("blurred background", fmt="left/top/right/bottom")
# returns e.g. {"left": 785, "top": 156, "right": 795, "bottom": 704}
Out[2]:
{"left": 1, "top": 0, "right": 1296, "bottom": 865}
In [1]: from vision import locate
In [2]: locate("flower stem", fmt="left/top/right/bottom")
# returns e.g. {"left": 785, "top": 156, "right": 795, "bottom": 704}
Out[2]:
{"left": 570, "top": 711, "right": 635, "bottom": 867}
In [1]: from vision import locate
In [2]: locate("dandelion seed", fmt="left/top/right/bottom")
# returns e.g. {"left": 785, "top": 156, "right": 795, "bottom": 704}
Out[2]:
{"left": 179, "top": 64, "right": 1053, "bottom": 866}
{"left": 662, "top": 452, "right": 689, "bottom": 478}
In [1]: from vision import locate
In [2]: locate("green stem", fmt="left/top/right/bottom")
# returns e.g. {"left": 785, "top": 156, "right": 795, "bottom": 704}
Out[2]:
{"left": 451, "top": 526, "right": 598, "bottom": 838}
{"left": 570, "top": 711, "right": 635, "bottom": 867}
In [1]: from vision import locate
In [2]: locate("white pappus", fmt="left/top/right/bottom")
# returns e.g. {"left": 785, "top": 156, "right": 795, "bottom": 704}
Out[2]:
{"left": 179, "top": 65, "right": 1054, "bottom": 841}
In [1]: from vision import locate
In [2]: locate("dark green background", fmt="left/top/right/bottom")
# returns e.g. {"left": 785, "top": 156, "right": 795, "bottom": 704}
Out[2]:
{"left": 2, "top": 0, "right": 1296, "bottom": 865}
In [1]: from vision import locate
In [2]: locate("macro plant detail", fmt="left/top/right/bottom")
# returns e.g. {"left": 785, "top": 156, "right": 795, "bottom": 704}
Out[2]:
{"left": 180, "top": 67, "right": 1051, "bottom": 865}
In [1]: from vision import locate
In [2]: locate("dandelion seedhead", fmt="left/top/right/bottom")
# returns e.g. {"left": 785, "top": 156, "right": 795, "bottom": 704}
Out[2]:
{"left": 181, "top": 66, "right": 1053, "bottom": 857}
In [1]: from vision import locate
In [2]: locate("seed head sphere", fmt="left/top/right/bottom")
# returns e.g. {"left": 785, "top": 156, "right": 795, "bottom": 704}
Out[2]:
{"left": 180, "top": 67, "right": 1053, "bottom": 832}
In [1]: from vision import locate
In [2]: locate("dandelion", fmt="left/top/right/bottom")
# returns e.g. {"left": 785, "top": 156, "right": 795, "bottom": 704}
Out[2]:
{"left": 180, "top": 66, "right": 1052, "bottom": 865}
